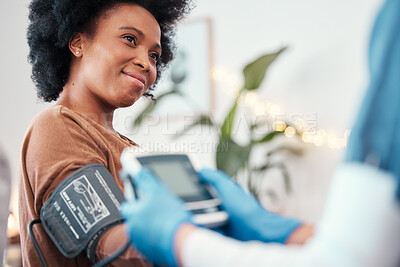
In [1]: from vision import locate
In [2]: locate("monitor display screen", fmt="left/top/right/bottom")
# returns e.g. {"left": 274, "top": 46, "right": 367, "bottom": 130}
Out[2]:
{"left": 137, "top": 154, "right": 212, "bottom": 202}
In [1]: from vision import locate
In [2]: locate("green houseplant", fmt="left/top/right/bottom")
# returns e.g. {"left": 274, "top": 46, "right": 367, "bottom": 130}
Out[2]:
{"left": 132, "top": 47, "right": 301, "bottom": 199}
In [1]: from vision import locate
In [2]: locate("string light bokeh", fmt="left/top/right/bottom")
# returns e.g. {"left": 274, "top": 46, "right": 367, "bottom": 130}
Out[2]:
{"left": 212, "top": 65, "right": 350, "bottom": 149}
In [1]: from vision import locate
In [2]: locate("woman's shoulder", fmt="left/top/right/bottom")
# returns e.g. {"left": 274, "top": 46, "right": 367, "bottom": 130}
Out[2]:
{"left": 31, "top": 105, "right": 62, "bottom": 121}
{"left": 24, "top": 106, "right": 71, "bottom": 143}
{"left": 22, "top": 105, "right": 108, "bottom": 167}
{"left": 25, "top": 106, "right": 62, "bottom": 133}
{"left": 28, "top": 105, "right": 94, "bottom": 132}
{"left": 24, "top": 105, "right": 93, "bottom": 147}
{"left": 30, "top": 105, "right": 83, "bottom": 127}
{"left": 31, "top": 105, "right": 82, "bottom": 121}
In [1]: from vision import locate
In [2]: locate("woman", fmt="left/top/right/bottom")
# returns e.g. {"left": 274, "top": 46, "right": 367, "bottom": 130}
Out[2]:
{"left": 19, "top": 0, "right": 192, "bottom": 266}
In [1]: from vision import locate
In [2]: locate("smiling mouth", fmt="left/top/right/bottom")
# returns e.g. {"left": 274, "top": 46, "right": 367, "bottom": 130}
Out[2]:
{"left": 122, "top": 71, "right": 146, "bottom": 89}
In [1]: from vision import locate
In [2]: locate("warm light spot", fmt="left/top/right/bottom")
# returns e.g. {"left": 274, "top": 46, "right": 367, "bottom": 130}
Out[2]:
{"left": 211, "top": 65, "right": 226, "bottom": 81}
{"left": 317, "top": 129, "right": 327, "bottom": 138}
{"left": 211, "top": 65, "right": 240, "bottom": 98}
{"left": 254, "top": 104, "right": 266, "bottom": 116}
{"left": 342, "top": 129, "right": 351, "bottom": 148}
{"left": 302, "top": 132, "right": 314, "bottom": 143}
{"left": 327, "top": 133, "right": 339, "bottom": 149}
{"left": 238, "top": 95, "right": 247, "bottom": 107}
{"left": 312, "top": 129, "right": 326, "bottom": 146}
{"left": 273, "top": 121, "right": 287, "bottom": 132}
{"left": 313, "top": 134, "right": 324, "bottom": 147}
{"left": 245, "top": 92, "right": 257, "bottom": 106}
{"left": 284, "top": 126, "right": 296, "bottom": 137}
{"left": 294, "top": 118, "right": 305, "bottom": 132}
{"left": 267, "top": 103, "right": 282, "bottom": 117}
{"left": 7, "top": 212, "right": 19, "bottom": 237}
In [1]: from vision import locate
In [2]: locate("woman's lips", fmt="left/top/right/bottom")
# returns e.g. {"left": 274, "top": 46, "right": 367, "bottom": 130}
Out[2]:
{"left": 122, "top": 71, "right": 146, "bottom": 89}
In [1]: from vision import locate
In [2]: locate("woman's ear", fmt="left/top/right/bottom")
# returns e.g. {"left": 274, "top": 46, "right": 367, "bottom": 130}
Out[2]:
{"left": 69, "top": 32, "right": 83, "bottom": 57}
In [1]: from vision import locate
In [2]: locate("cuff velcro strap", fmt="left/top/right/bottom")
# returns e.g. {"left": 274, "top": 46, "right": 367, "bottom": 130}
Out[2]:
{"left": 40, "top": 163, "right": 125, "bottom": 259}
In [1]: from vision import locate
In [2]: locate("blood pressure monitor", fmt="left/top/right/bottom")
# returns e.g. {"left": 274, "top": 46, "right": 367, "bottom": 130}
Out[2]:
{"left": 120, "top": 150, "right": 228, "bottom": 228}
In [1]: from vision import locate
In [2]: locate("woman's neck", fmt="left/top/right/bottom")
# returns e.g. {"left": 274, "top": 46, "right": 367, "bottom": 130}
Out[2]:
{"left": 56, "top": 88, "right": 117, "bottom": 135}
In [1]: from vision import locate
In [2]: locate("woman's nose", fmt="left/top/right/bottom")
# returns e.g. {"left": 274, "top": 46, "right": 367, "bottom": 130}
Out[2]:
{"left": 133, "top": 52, "right": 150, "bottom": 72}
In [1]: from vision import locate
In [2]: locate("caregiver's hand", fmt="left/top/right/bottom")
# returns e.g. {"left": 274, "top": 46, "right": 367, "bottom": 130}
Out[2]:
{"left": 199, "top": 169, "right": 310, "bottom": 244}
{"left": 121, "top": 168, "right": 193, "bottom": 267}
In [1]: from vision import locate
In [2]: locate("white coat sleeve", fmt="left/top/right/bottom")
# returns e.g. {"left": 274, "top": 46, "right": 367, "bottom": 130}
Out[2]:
{"left": 181, "top": 163, "right": 400, "bottom": 267}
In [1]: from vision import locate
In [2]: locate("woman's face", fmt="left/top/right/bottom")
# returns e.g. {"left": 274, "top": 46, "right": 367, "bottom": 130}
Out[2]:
{"left": 73, "top": 4, "right": 161, "bottom": 109}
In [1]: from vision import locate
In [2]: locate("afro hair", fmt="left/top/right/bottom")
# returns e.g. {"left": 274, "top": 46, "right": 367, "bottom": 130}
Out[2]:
{"left": 27, "top": 0, "right": 193, "bottom": 102}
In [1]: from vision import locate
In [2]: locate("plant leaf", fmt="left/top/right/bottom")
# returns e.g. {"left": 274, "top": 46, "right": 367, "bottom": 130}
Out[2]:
{"left": 132, "top": 89, "right": 180, "bottom": 128}
{"left": 280, "top": 164, "right": 291, "bottom": 193}
{"left": 253, "top": 131, "right": 283, "bottom": 144}
{"left": 220, "top": 93, "right": 241, "bottom": 138}
{"left": 172, "top": 114, "right": 215, "bottom": 140}
{"left": 250, "top": 118, "right": 270, "bottom": 130}
{"left": 253, "top": 162, "right": 292, "bottom": 193}
{"left": 243, "top": 47, "right": 287, "bottom": 90}
{"left": 216, "top": 137, "right": 252, "bottom": 178}
{"left": 132, "top": 101, "right": 156, "bottom": 127}
{"left": 266, "top": 145, "right": 303, "bottom": 158}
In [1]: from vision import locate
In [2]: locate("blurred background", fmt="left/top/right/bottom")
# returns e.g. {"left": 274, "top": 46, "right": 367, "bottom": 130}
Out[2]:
{"left": 0, "top": 0, "right": 384, "bottom": 265}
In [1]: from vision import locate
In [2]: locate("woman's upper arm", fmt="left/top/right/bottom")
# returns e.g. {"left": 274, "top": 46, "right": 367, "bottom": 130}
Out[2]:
{"left": 23, "top": 108, "right": 107, "bottom": 212}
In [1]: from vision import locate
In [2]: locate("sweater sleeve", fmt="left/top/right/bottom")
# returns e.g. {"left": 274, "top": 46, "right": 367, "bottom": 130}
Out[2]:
{"left": 19, "top": 106, "right": 150, "bottom": 266}
{"left": 95, "top": 224, "right": 153, "bottom": 267}
{"left": 23, "top": 107, "right": 108, "bottom": 213}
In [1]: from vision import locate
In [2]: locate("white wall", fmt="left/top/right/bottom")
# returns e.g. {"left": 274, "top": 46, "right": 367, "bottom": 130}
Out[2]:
{"left": 0, "top": 0, "right": 383, "bottom": 222}
{"left": 0, "top": 0, "right": 51, "bottom": 214}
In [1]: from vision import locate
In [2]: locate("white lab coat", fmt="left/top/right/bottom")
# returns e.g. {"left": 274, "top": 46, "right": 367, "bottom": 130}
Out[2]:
{"left": 181, "top": 163, "right": 400, "bottom": 267}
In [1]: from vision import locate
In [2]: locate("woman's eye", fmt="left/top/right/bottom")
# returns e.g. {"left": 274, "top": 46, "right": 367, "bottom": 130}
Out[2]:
{"left": 149, "top": 52, "right": 160, "bottom": 62}
{"left": 123, "top": 35, "right": 137, "bottom": 45}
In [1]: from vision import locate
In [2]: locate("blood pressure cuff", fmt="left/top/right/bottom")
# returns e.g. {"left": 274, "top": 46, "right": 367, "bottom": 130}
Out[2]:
{"left": 40, "top": 163, "right": 125, "bottom": 262}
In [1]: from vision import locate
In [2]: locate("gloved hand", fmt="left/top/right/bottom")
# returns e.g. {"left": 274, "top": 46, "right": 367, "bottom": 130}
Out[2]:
{"left": 345, "top": 0, "right": 400, "bottom": 200}
{"left": 120, "top": 168, "right": 192, "bottom": 267}
{"left": 199, "top": 168, "right": 302, "bottom": 243}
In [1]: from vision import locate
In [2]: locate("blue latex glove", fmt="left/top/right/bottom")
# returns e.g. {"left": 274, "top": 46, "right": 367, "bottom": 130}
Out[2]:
{"left": 199, "top": 168, "right": 302, "bottom": 243}
{"left": 120, "top": 168, "right": 192, "bottom": 267}
{"left": 345, "top": 0, "right": 400, "bottom": 200}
